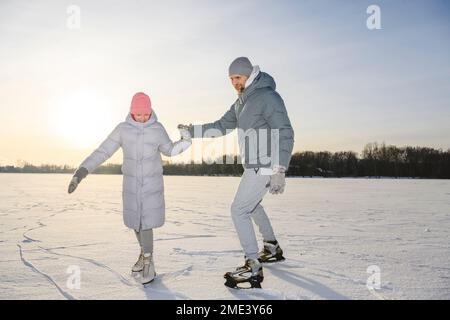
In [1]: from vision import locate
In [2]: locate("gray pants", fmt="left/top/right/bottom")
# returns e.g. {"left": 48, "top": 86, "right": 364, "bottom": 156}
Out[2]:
{"left": 134, "top": 229, "right": 153, "bottom": 254}
{"left": 231, "top": 168, "right": 277, "bottom": 260}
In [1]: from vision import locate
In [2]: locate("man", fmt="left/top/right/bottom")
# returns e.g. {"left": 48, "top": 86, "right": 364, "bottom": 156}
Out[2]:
{"left": 179, "top": 57, "right": 294, "bottom": 288}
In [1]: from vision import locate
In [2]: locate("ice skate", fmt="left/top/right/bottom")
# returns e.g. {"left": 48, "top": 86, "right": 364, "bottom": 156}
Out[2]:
{"left": 131, "top": 249, "right": 144, "bottom": 273}
{"left": 258, "top": 240, "right": 285, "bottom": 263}
{"left": 140, "top": 253, "right": 156, "bottom": 285}
{"left": 224, "top": 258, "right": 264, "bottom": 289}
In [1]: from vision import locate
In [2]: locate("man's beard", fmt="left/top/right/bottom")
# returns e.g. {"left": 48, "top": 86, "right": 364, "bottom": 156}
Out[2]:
{"left": 235, "top": 84, "right": 245, "bottom": 93}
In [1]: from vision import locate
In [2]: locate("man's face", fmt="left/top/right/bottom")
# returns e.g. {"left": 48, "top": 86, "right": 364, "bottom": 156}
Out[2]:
{"left": 230, "top": 74, "right": 249, "bottom": 93}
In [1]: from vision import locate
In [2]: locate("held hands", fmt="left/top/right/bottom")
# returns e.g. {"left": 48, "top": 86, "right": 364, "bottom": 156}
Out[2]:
{"left": 177, "top": 124, "right": 192, "bottom": 131}
{"left": 269, "top": 165, "right": 286, "bottom": 195}
{"left": 177, "top": 124, "right": 193, "bottom": 142}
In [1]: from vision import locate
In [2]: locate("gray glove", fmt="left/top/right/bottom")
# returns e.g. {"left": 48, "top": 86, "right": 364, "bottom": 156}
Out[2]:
{"left": 269, "top": 166, "right": 286, "bottom": 195}
{"left": 68, "top": 167, "right": 88, "bottom": 194}
{"left": 178, "top": 124, "right": 193, "bottom": 137}
{"left": 178, "top": 126, "right": 192, "bottom": 141}
{"left": 68, "top": 176, "right": 79, "bottom": 194}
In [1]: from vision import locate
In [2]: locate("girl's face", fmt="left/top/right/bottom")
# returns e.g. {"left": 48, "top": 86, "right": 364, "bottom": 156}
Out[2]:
{"left": 132, "top": 112, "right": 151, "bottom": 123}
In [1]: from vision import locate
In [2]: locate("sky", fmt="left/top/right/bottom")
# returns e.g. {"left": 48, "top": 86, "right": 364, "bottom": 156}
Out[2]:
{"left": 0, "top": 0, "right": 449, "bottom": 166}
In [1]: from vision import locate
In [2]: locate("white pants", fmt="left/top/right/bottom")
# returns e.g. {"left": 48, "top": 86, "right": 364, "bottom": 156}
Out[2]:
{"left": 231, "top": 168, "right": 277, "bottom": 260}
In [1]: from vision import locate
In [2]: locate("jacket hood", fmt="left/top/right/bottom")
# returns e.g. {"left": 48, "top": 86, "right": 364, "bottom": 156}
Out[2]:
{"left": 242, "top": 71, "right": 276, "bottom": 101}
{"left": 125, "top": 111, "right": 158, "bottom": 128}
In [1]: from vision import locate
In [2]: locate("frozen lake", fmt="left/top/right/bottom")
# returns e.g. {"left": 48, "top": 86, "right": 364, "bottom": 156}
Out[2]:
{"left": 0, "top": 173, "right": 449, "bottom": 300}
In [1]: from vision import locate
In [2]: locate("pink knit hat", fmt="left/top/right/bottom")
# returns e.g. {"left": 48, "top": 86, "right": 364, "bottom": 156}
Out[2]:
{"left": 130, "top": 92, "right": 152, "bottom": 115}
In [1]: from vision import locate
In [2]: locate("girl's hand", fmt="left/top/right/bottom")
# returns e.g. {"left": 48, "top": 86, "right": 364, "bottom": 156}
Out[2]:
{"left": 68, "top": 176, "right": 79, "bottom": 194}
{"left": 67, "top": 167, "right": 88, "bottom": 194}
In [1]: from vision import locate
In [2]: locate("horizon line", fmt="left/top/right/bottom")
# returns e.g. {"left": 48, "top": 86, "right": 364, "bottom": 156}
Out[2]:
{"left": 3, "top": 142, "right": 450, "bottom": 168}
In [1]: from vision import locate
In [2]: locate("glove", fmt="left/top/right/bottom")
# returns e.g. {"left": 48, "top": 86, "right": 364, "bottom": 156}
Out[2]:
{"left": 178, "top": 126, "right": 192, "bottom": 142}
{"left": 68, "top": 167, "right": 88, "bottom": 194}
{"left": 178, "top": 124, "right": 193, "bottom": 137}
{"left": 68, "top": 176, "right": 79, "bottom": 194}
{"left": 269, "top": 166, "right": 286, "bottom": 195}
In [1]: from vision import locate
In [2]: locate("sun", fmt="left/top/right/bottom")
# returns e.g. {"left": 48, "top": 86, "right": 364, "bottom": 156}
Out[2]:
{"left": 53, "top": 90, "right": 116, "bottom": 149}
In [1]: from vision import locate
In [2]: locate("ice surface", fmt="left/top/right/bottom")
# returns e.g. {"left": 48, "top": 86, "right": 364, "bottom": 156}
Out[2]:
{"left": 1, "top": 174, "right": 449, "bottom": 299}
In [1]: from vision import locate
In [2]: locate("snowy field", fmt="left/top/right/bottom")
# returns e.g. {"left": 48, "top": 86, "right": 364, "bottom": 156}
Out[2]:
{"left": 0, "top": 173, "right": 449, "bottom": 300}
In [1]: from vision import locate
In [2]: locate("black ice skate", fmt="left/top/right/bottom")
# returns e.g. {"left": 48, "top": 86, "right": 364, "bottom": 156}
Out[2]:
{"left": 258, "top": 240, "right": 285, "bottom": 263}
{"left": 224, "top": 258, "right": 264, "bottom": 289}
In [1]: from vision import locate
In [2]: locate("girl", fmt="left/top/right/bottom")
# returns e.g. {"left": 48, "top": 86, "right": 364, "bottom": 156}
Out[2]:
{"left": 67, "top": 92, "right": 191, "bottom": 284}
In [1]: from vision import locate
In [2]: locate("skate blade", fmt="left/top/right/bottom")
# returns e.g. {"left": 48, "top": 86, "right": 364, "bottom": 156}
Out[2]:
{"left": 131, "top": 269, "right": 143, "bottom": 274}
{"left": 224, "top": 275, "right": 263, "bottom": 289}
{"left": 132, "top": 271, "right": 157, "bottom": 286}
{"left": 258, "top": 255, "right": 286, "bottom": 264}
{"left": 142, "top": 278, "right": 155, "bottom": 287}
{"left": 142, "top": 272, "right": 157, "bottom": 287}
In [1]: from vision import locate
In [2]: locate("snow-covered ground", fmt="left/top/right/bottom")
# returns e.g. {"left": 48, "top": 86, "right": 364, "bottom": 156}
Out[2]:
{"left": 0, "top": 173, "right": 449, "bottom": 300}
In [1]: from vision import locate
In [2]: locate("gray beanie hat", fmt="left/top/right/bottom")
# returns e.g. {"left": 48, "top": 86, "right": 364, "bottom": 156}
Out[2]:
{"left": 228, "top": 57, "right": 253, "bottom": 77}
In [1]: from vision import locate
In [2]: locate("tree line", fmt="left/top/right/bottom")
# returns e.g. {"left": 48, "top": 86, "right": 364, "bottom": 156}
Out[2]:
{"left": 1, "top": 143, "right": 449, "bottom": 178}
{"left": 288, "top": 143, "right": 450, "bottom": 178}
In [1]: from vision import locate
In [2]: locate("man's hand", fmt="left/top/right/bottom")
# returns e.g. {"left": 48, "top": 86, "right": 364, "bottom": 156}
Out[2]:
{"left": 178, "top": 126, "right": 192, "bottom": 141}
{"left": 177, "top": 124, "right": 192, "bottom": 131}
{"left": 269, "top": 166, "right": 286, "bottom": 195}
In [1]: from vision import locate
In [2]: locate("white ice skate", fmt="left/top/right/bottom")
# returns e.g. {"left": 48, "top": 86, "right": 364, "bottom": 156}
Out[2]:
{"left": 131, "top": 249, "right": 144, "bottom": 273}
{"left": 140, "top": 253, "right": 156, "bottom": 285}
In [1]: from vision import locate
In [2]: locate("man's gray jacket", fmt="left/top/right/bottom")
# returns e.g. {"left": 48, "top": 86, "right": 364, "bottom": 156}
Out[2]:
{"left": 189, "top": 71, "right": 294, "bottom": 170}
